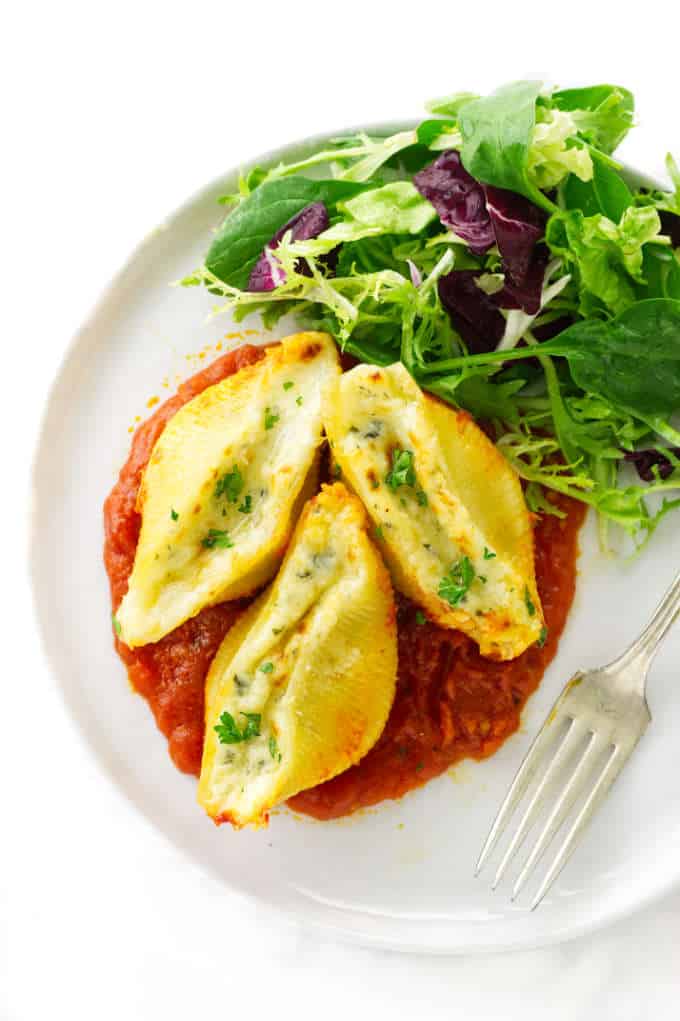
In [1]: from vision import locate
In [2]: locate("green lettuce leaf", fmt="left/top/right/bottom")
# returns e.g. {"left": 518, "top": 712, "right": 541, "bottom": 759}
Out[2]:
{"left": 546, "top": 205, "right": 665, "bottom": 315}
{"left": 551, "top": 85, "right": 635, "bottom": 154}
{"left": 527, "top": 107, "right": 593, "bottom": 190}
{"left": 331, "top": 182, "right": 437, "bottom": 236}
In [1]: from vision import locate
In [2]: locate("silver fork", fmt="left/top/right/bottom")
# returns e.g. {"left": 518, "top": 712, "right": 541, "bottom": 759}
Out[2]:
{"left": 475, "top": 569, "right": 680, "bottom": 909}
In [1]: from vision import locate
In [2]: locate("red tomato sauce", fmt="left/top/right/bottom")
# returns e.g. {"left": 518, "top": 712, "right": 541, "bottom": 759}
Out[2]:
{"left": 103, "top": 348, "right": 585, "bottom": 813}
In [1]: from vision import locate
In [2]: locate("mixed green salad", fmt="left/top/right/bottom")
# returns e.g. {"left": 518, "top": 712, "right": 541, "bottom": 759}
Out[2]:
{"left": 183, "top": 81, "right": 680, "bottom": 551}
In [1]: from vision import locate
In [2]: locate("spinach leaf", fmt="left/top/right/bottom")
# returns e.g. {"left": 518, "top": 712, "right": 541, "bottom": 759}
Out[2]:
{"left": 426, "top": 92, "right": 479, "bottom": 118}
{"left": 434, "top": 299, "right": 680, "bottom": 436}
{"left": 552, "top": 85, "right": 634, "bottom": 154}
{"left": 639, "top": 246, "right": 680, "bottom": 300}
{"left": 457, "top": 81, "right": 553, "bottom": 211}
{"left": 542, "top": 299, "right": 680, "bottom": 427}
{"left": 563, "top": 153, "right": 633, "bottom": 221}
{"left": 205, "top": 177, "right": 367, "bottom": 288}
{"left": 417, "top": 118, "right": 457, "bottom": 147}
{"left": 416, "top": 119, "right": 464, "bottom": 153}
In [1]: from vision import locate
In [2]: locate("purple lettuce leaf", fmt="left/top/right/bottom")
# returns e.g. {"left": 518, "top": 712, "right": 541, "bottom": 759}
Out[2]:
{"left": 437, "top": 271, "right": 505, "bottom": 354}
{"left": 438, "top": 250, "right": 552, "bottom": 353}
{"left": 624, "top": 447, "right": 680, "bottom": 482}
{"left": 497, "top": 243, "right": 549, "bottom": 315}
{"left": 413, "top": 151, "right": 495, "bottom": 255}
{"left": 415, "top": 152, "right": 548, "bottom": 316}
{"left": 247, "top": 201, "right": 329, "bottom": 292}
{"left": 532, "top": 315, "right": 575, "bottom": 342}
{"left": 483, "top": 185, "right": 546, "bottom": 287}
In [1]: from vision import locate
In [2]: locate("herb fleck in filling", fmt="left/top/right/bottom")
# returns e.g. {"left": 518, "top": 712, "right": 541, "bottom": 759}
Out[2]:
{"left": 438, "top": 556, "right": 475, "bottom": 606}
{"left": 384, "top": 448, "right": 427, "bottom": 506}
{"left": 202, "top": 528, "right": 234, "bottom": 549}
{"left": 385, "top": 448, "right": 416, "bottom": 491}
{"left": 215, "top": 711, "right": 261, "bottom": 744}
{"left": 524, "top": 587, "right": 537, "bottom": 617}
{"left": 214, "top": 465, "right": 244, "bottom": 503}
{"left": 264, "top": 408, "right": 280, "bottom": 430}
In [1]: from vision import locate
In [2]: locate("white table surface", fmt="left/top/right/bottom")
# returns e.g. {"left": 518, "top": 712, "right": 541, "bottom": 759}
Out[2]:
{"left": 5, "top": 5, "right": 680, "bottom": 1017}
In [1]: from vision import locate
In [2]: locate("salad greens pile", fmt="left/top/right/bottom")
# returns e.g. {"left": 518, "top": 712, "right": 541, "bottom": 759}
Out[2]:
{"left": 183, "top": 81, "right": 680, "bottom": 551}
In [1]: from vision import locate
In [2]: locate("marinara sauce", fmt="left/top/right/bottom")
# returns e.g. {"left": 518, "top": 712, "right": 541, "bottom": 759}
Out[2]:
{"left": 103, "top": 347, "right": 584, "bottom": 815}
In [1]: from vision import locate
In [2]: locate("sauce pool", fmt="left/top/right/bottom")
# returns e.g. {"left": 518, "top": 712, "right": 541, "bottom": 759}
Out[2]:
{"left": 103, "top": 347, "right": 585, "bottom": 815}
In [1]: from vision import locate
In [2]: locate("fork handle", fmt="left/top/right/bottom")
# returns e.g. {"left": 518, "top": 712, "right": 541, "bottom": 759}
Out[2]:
{"left": 610, "top": 569, "right": 680, "bottom": 686}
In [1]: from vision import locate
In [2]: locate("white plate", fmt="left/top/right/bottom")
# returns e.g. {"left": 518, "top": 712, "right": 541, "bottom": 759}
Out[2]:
{"left": 30, "top": 126, "right": 680, "bottom": 954}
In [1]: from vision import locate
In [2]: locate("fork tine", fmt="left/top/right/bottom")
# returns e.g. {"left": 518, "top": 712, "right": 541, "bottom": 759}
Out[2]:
{"left": 492, "top": 717, "right": 585, "bottom": 889}
{"left": 511, "top": 731, "right": 605, "bottom": 900}
{"left": 529, "top": 746, "right": 624, "bottom": 910}
{"left": 475, "top": 713, "right": 568, "bottom": 876}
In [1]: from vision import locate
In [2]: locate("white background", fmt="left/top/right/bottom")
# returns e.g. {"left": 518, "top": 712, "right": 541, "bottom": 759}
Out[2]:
{"left": 5, "top": 3, "right": 680, "bottom": 1018}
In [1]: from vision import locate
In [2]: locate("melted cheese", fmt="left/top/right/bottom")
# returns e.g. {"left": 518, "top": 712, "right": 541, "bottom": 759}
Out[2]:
{"left": 117, "top": 332, "right": 340, "bottom": 647}
{"left": 323, "top": 362, "right": 543, "bottom": 660}
{"left": 198, "top": 483, "right": 397, "bottom": 828}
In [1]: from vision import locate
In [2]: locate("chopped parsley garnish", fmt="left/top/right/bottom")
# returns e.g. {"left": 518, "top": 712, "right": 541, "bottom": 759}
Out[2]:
{"left": 264, "top": 407, "right": 280, "bottom": 430}
{"left": 483, "top": 547, "right": 496, "bottom": 560}
{"left": 416, "top": 488, "right": 428, "bottom": 507}
{"left": 479, "top": 574, "right": 487, "bottom": 584}
{"left": 259, "top": 662, "right": 274, "bottom": 674}
{"left": 415, "top": 610, "right": 427, "bottom": 626}
{"left": 283, "top": 380, "right": 295, "bottom": 391}
{"left": 370, "top": 477, "right": 380, "bottom": 490}
{"left": 202, "top": 528, "right": 234, "bottom": 549}
{"left": 170, "top": 508, "right": 179, "bottom": 521}
{"left": 214, "top": 711, "right": 261, "bottom": 744}
{"left": 438, "top": 556, "right": 475, "bottom": 607}
{"left": 272, "top": 627, "right": 283, "bottom": 635}
{"left": 295, "top": 395, "right": 303, "bottom": 406}
{"left": 385, "top": 448, "right": 416, "bottom": 491}
{"left": 268, "top": 735, "right": 282, "bottom": 762}
{"left": 112, "top": 613, "right": 121, "bottom": 636}
{"left": 537, "top": 625, "right": 548, "bottom": 648}
{"left": 333, "top": 462, "right": 342, "bottom": 479}
{"left": 524, "top": 587, "right": 537, "bottom": 617}
{"left": 238, "top": 494, "right": 253, "bottom": 514}
{"left": 214, "top": 465, "right": 244, "bottom": 503}
{"left": 375, "top": 524, "right": 385, "bottom": 540}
